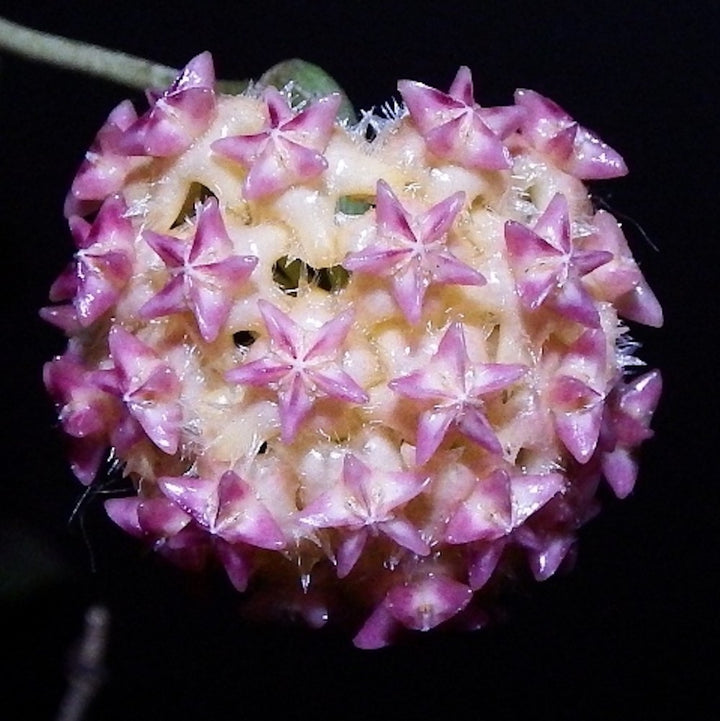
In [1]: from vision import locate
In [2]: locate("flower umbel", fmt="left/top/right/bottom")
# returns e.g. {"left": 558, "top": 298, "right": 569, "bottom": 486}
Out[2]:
{"left": 42, "top": 56, "right": 662, "bottom": 647}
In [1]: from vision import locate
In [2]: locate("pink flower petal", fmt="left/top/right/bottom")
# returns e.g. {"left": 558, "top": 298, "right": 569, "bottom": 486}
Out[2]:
{"left": 416, "top": 406, "right": 457, "bottom": 465}
{"left": 278, "top": 372, "right": 314, "bottom": 443}
{"left": 467, "top": 539, "right": 507, "bottom": 590}
{"left": 336, "top": 529, "right": 369, "bottom": 578}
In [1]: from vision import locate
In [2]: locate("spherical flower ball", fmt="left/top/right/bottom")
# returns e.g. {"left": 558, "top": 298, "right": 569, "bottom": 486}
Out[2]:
{"left": 42, "top": 54, "right": 662, "bottom": 647}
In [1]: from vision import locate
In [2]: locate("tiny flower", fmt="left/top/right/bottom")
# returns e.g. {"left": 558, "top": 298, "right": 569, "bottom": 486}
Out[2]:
{"left": 104, "top": 495, "right": 191, "bottom": 539}
{"left": 385, "top": 574, "right": 473, "bottom": 632}
{"left": 343, "top": 180, "right": 485, "bottom": 324}
{"left": 64, "top": 100, "right": 139, "bottom": 217}
{"left": 582, "top": 210, "right": 664, "bottom": 328}
{"left": 95, "top": 326, "right": 182, "bottom": 454}
{"left": 299, "top": 453, "right": 430, "bottom": 577}
{"left": 354, "top": 574, "right": 473, "bottom": 648}
{"left": 140, "top": 198, "right": 258, "bottom": 342}
{"left": 504, "top": 193, "right": 612, "bottom": 327}
{"left": 65, "top": 195, "right": 135, "bottom": 327}
{"left": 43, "top": 350, "right": 113, "bottom": 483}
{"left": 212, "top": 87, "right": 341, "bottom": 199}
{"left": 226, "top": 301, "right": 368, "bottom": 443}
{"left": 548, "top": 328, "right": 608, "bottom": 464}
{"left": 114, "top": 52, "right": 217, "bottom": 157}
{"left": 399, "top": 66, "right": 523, "bottom": 170}
{"left": 599, "top": 369, "right": 662, "bottom": 498}
{"left": 158, "top": 470, "right": 285, "bottom": 550}
{"left": 445, "top": 468, "right": 566, "bottom": 544}
{"left": 390, "top": 322, "right": 527, "bottom": 464}
{"left": 515, "top": 88, "right": 628, "bottom": 179}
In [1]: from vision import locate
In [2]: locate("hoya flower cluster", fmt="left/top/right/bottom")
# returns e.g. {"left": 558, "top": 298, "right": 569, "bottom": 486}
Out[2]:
{"left": 43, "top": 54, "right": 662, "bottom": 647}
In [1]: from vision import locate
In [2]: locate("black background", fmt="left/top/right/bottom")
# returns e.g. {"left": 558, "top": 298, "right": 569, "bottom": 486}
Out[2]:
{"left": 1, "top": 2, "right": 717, "bottom": 719}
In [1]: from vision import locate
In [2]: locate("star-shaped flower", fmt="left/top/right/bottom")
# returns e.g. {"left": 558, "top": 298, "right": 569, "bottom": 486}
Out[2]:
{"left": 582, "top": 210, "right": 663, "bottom": 328}
{"left": 444, "top": 468, "right": 565, "bottom": 544}
{"left": 225, "top": 301, "right": 368, "bottom": 443}
{"left": 139, "top": 198, "right": 258, "bottom": 342}
{"left": 548, "top": 328, "right": 608, "bottom": 464}
{"left": 389, "top": 322, "right": 527, "bottom": 464}
{"left": 43, "top": 349, "right": 114, "bottom": 483}
{"left": 94, "top": 326, "right": 182, "bottom": 454}
{"left": 64, "top": 99, "right": 139, "bottom": 218}
{"left": 53, "top": 195, "right": 135, "bottom": 327}
{"left": 104, "top": 497, "right": 252, "bottom": 591}
{"left": 599, "top": 369, "right": 662, "bottom": 498}
{"left": 398, "top": 66, "right": 524, "bottom": 170}
{"left": 40, "top": 259, "right": 83, "bottom": 334}
{"left": 104, "top": 495, "right": 191, "bottom": 540}
{"left": 158, "top": 470, "right": 286, "bottom": 551}
{"left": 354, "top": 574, "right": 473, "bottom": 648}
{"left": 115, "top": 52, "right": 217, "bottom": 157}
{"left": 211, "top": 87, "right": 340, "bottom": 200}
{"left": 504, "top": 193, "right": 612, "bottom": 327}
{"left": 514, "top": 88, "right": 628, "bottom": 179}
{"left": 299, "top": 453, "right": 430, "bottom": 577}
{"left": 342, "top": 180, "right": 485, "bottom": 324}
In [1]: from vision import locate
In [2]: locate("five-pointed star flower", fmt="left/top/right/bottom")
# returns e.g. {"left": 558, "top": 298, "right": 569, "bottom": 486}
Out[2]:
{"left": 389, "top": 322, "right": 527, "bottom": 464}
{"left": 43, "top": 349, "right": 115, "bottom": 484}
{"left": 514, "top": 87, "right": 628, "bottom": 180}
{"left": 139, "top": 197, "right": 258, "bottom": 342}
{"left": 354, "top": 574, "right": 474, "bottom": 648}
{"left": 93, "top": 325, "right": 183, "bottom": 454}
{"left": 504, "top": 193, "right": 613, "bottom": 328}
{"left": 342, "top": 180, "right": 485, "bottom": 324}
{"left": 582, "top": 210, "right": 664, "bottom": 328}
{"left": 211, "top": 87, "right": 341, "bottom": 200}
{"left": 225, "top": 300, "right": 369, "bottom": 443}
{"left": 299, "top": 453, "right": 430, "bottom": 577}
{"left": 398, "top": 65, "right": 524, "bottom": 170}
{"left": 104, "top": 495, "right": 191, "bottom": 540}
{"left": 158, "top": 470, "right": 285, "bottom": 550}
{"left": 115, "top": 52, "right": 217, "bottom": 157}
{"left": 64, "top": 99, "right": 139, "bottom": 218}
{"left": 548, "top": 328, "right": 608, "bottom": 464}
{"left": 444, "top": 467, "right": 566, "bottom": 544}
{"left": 599, "top": 369, "right": 662, "bottom": 499}
{"left": 50, "top": 194, "right": 135, "bottom": 328}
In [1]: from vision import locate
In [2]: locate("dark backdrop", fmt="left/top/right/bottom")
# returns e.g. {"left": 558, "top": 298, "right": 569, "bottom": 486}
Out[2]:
{"left": 1, "top": 2, "right": 717, "bottom": 719}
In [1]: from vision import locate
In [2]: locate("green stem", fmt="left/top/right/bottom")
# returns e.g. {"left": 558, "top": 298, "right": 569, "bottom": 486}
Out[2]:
{"left": 0, "top": 16, "right": 178, "bottom": 90}
{"left": 0, "top": 16, "right": 353, "bottom": 119}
